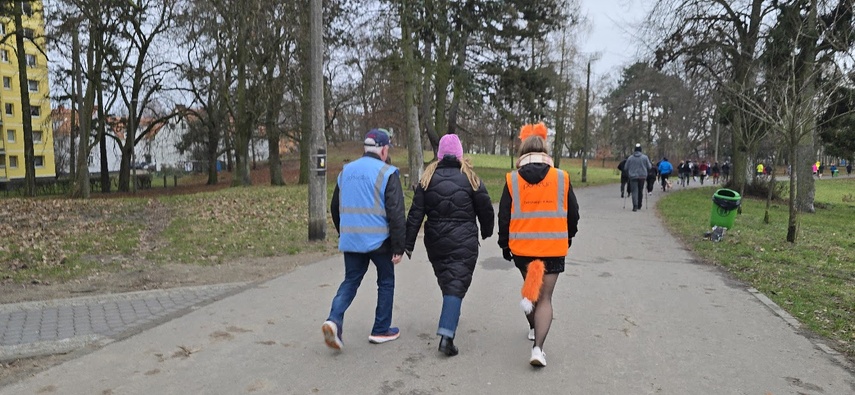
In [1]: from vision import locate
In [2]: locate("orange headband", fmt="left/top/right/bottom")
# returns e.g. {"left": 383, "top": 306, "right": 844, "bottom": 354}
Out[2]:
{"left": 519, "top": 123, "right": 547, "bottom": 141}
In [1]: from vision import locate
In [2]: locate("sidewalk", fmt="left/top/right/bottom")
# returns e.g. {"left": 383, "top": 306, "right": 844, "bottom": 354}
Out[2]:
{"left": 2, "top": 183, "right": 853, "bottom": 394}
{"left": 1, "top": 284, "right": 248, "bottom": 361}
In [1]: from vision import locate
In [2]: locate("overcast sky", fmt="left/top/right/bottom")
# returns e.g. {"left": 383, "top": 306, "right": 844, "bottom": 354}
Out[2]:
{"left": 577, "top": 0, "right": 652, "bottom": 82}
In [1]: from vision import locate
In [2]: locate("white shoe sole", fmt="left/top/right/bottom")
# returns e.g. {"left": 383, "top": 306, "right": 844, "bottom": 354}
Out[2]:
{"left": 530, "top": 347, "right": 546, "bottom": 367}
{"left": 368, "top": 334, "right": 400, "bottom": 344}
{"left": 322, "top": 321, "right": 342, "bottom": 350}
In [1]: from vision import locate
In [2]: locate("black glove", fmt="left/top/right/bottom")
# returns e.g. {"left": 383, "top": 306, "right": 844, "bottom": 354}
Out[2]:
{"left": 502, "top": 248, "right": 513, "bottom": 261}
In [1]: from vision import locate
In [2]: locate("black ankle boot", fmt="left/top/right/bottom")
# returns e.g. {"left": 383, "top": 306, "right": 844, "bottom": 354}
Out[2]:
{"left": 438, "top": 336, "right": 458, "bottom": 356}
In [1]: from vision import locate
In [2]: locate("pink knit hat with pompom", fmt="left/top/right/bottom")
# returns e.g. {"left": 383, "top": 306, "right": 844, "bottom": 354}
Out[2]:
{"left": 437, "top": 133, "right": 463, "bottom": 161}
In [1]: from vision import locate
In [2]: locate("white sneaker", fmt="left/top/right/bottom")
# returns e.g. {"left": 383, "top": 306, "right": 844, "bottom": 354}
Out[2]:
{"left": 530, "top": 346, "right": 546, "bottom": 367}
{"left": 322, "top": 320, "right": 343, "bottom": 350}
{"left": 527, "top": 328, "right": 535, "bottom": 341}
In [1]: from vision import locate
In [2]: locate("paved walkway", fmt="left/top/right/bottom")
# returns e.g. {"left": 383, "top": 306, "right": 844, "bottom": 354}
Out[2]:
{"left": 1, "top": 183, "right": 854, "bottom": 394}
{"left": 0, "top": 283, "right": 246, "bottom": 360}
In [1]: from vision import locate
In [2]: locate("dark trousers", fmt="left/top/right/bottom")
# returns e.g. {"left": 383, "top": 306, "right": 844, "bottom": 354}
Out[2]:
{"left": 660, "top": 174, "right": 670, "bottom": 190}
{"left": 646, "top": 177, "right": 656, "bottom": 193}
{"left": 620, "top": 176, "right": 630, "bottom": 197}
{"left": 630, "top": 178, "right": 645, "bottom": 209}
{"left": 327, "top": 251, "right": 395, "bottom": 335}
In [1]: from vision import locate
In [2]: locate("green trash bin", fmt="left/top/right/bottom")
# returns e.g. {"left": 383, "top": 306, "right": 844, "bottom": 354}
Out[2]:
{"left": 710, "top": 189, "right": 741, "bottom": 228}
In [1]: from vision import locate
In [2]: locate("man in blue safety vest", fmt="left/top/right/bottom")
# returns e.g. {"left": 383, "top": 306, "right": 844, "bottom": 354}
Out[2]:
{"left": 322, "top": 128, "right": 406, "bottom": 351}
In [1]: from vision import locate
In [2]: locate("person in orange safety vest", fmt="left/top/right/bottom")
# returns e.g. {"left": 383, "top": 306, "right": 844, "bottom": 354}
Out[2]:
{"left": 497, "top": 123, "right": 580, "bottom": 367}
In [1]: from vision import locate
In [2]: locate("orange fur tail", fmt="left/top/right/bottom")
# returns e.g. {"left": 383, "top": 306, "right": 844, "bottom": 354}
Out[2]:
{"left": 520, "top": 260, "right": 545, "bottom": 314}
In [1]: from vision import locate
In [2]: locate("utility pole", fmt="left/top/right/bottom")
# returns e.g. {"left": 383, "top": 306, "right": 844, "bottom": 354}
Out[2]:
{"left": 582, "top": 60, "right": 591, "bottom": 183}
{"left": 308, "top": 0, "right": 327, "bottom": 241}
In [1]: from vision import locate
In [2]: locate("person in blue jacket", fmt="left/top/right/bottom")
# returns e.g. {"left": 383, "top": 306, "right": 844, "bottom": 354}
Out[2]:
{"left": 323, "top": 128, "right": 406, "bottom": 351}
{"left": 658, "top": 157, "right": 673, "bottom": 192}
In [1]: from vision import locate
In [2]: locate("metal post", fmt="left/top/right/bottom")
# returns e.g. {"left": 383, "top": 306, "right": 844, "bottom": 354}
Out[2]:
{"left": 582, "top": 60, "right": 591, "bottom": 183}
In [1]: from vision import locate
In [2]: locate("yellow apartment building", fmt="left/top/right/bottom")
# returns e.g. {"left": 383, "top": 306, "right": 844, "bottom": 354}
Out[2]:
{"left": 0, "top": 1, "right": 56, "bottom": 182}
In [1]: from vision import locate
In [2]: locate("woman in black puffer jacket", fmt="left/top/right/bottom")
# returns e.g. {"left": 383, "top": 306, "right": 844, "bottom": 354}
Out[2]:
{"left": 405, "top": 133, "right": 494, "bottom": 357}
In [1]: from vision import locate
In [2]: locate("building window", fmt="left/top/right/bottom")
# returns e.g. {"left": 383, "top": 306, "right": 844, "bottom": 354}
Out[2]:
{"left": 33, "top": 130, "right": 42, "bottom": 143}
{"left": 34, "top": 156, "right": 44, "bottom": 168}
{"left": 28, "top": 79, "right": 38, "bottom": 92}
{"left": 0, "top": 155, "right": 5, "bottom": 168}
{"left": 23, "top": 28, "right": 34, "bottom": 39}
{"left": 0, "top": 50, "right": 7, "bottom": 63}
{"left": 25, "top": 54, "right": 36, "bottom": 67}
{"left": 87, "top": 155, "right": 93, "bottom": 165}
{"left": 6, "top": 129, "right": 14, "bottom": 143}
{"left": 22, "top": 2, "right": 33, "bottom": 16}
{"left": 9, "top": 156, "right": 17, "bottom": 168}
{"left": 2, "top": 77, "right": 10, "bottom": 89}
{"left": 0, "top": 24, "right": 5, "bottom": 36}
{"left": 31, "top": 106, "right": 40, "bottom": 117}
{"left": 5, "top": 103, "right": 12, "bottom": 116}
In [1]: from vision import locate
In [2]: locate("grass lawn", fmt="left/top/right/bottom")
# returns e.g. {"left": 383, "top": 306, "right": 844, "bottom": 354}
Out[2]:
{"left": 657, "top": 178, "right": 855, "bottom": 358}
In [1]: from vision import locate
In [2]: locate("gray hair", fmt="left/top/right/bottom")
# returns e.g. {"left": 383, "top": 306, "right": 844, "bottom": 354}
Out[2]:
{"left": 364, "top": 145, "right": 384, "bottom": 155}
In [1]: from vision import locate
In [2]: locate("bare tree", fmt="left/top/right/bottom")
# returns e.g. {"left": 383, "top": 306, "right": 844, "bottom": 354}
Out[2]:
{"left": 727, "top": 3, "right": 854, "bottom": 243}
{"left": 649, "top": 0, "right": 774, "bottom": 193}
{"left": 399, "top": 0, "right": 423, "bottom": 187}
{"left": 7, "top": 1, "right": 38, "bottom": 195}
{"left": 110, "top": 0, "right": 179, "bottom": 192}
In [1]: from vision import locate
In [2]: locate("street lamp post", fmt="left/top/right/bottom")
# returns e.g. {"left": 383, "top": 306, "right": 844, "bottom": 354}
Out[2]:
{"left": 582, "top": 60, "right": 591, "bottom": 183}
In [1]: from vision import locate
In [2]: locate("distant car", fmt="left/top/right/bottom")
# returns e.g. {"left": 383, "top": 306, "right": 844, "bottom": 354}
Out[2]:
{"left": 133, "top": 162, "right": 156, "bottom": 171}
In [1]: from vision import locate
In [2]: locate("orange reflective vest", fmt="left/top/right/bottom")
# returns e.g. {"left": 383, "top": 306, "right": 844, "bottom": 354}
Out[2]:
{"left": 507, "top": 168, "right": 570, "bottom": 257}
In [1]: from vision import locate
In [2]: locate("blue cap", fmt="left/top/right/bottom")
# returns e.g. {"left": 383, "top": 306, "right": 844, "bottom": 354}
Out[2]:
{"left": 364, "top": 128, "right": 392, "bottom": 147}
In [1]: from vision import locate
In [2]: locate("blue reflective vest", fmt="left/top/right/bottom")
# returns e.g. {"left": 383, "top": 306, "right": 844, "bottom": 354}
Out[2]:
{"left": 337, "top": 156, "right": 398, "bottom": 252}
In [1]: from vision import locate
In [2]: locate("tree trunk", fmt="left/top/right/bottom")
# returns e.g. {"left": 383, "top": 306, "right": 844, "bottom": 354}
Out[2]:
{"left": 552, "top": 30, "right": 570, "bottom": 168}
{"left": 787, "top": 142, "right": 799, "bottom": 242}
{"left": 795, "top": 0, "right": 818, "bottom": 215}
{"left": 70, "top": 27, "right": 78, "bottom": 179}
{"left": 97, "top": 82, "right": 109, "bottom": 193}
{"left": 432, "top": 22, "right": 451, "bottom": 151}
{"left": 446, "top": 31, "right": 469, "bottom": 135}
{"left": 72, "top": 21, "right": 98, "bottom": 199}
{"left": 401, "top": 0, "right": 423, "bottom": 189}
{"left": 730, "top": 113, "right": 749, "bottom": 193}
{"left": 308, "top": 0, "right": 326, "bottom": 241}
{"left": 233, "top": 5, "right": 252, "bottom": 187}
{"left": 14, "top": 4, "right": 35, "bottom": 196}
{"left": 266, "top": 104, "right": 284, "bottom": 185}
{"left": 419, "top": 38, "right": 437, "bottom": 159}
{"left": 206, "top": 109, "right": 219, "bottom": 185}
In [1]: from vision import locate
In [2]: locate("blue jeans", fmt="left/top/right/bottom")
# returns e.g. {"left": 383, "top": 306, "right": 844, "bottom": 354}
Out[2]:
{"left": 437, "top": 295, "right": 462, "bottom": 338}
{"left": 327, "top": 251, "right": 395, "bottom": 335}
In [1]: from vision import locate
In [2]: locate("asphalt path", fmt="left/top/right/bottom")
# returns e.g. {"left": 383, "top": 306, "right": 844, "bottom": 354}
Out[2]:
{"left": 3, "top": 183, "right": 854, "bottom": 394}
